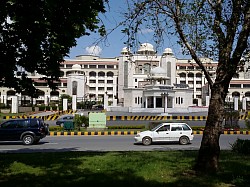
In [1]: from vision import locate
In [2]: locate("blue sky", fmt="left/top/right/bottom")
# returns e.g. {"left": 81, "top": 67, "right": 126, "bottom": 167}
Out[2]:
{"left": 67, "top": 0, "right": 185, "bottom": 59}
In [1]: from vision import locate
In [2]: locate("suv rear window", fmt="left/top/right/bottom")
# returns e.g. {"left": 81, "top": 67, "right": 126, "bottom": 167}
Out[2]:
{"left": 29, "top": 119, "right": 39, "bottom": 128}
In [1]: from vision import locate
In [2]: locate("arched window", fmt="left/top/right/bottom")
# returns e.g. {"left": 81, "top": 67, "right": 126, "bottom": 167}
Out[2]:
{"left": 107, "top": 71, "right": 114, "bottom": 77}
{"left": 232, "top": 91, "right": 240, "bottom": 97}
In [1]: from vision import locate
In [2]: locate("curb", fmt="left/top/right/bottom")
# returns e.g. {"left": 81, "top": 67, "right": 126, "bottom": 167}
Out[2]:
{"left": 48, "top": 130, "right": 250, "bottom": 136}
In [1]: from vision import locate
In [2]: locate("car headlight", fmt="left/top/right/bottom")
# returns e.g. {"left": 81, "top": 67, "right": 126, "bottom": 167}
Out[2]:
{"left": 135, "top": 134, "right": 140, "bottom": 137}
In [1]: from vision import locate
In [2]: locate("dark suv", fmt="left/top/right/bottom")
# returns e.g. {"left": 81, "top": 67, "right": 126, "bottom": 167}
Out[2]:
{"left": 0, "top": 118, "right": 49, "bottom": 145}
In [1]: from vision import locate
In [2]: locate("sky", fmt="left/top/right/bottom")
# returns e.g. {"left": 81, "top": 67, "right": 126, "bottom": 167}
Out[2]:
{"left": 67, "top": 0, "right": 186, "bottom": 59}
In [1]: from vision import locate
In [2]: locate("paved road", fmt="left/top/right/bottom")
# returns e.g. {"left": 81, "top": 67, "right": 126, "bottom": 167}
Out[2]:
{"left": 0, "top": 134, "right": 249, "bottom": 153}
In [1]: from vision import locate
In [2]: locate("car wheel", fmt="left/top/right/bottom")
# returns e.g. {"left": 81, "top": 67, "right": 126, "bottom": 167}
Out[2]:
{"left": 22, "top": 135, "right": 34, "bottom": 145}
{"left": 179, "top": 136, "right": 190, "bottom": 145}
{"left": 142, "top": 137, "right": 152, "bottom": 146}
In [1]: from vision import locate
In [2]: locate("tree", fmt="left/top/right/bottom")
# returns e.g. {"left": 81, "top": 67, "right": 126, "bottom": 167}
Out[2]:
{"left": 122, "top": 0, "right": 250, "bottom": 172}
{"left": 0, "top": 0, "right": 107, "bottom": 96}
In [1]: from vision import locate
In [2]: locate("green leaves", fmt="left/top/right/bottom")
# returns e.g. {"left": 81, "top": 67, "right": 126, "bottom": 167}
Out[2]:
{"left": 0, "top": 0, "right": 107, "bottom": 96}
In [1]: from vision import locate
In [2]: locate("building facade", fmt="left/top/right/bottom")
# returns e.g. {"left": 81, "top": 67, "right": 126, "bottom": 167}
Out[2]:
{"left": 1, "top": 42, "right": 250, "bottom": 111}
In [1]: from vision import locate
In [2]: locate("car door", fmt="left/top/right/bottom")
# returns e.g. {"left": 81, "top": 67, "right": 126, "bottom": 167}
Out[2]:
{"left": 152, "top": 124, "right": 171, "bottom": 142}
{"left": 168, "top": 125, "right": 183, "bottom": 141}
{"left": 0, "top": 120, "right": 18, "bottom": 140}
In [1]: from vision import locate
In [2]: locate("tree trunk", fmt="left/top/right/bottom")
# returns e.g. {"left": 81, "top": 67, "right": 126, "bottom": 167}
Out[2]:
{"left": 195, "top": 84, "right": 225, "bottom": 173}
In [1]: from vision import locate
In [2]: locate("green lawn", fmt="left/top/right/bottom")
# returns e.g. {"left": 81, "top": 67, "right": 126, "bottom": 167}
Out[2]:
{"left": 0, "top": 151, "right": 249, "bottom": 187}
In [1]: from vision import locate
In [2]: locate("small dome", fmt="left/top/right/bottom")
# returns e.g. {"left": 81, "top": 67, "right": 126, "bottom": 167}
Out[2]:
{"left": 138, "top": 43, "right": 155, "bottom": 52}
{"left": 72, "top": 64, "right": 81, "bottom": 70}
{"left": 121, "top": 47, "right": 129, "bottom": 53}
{"left": 151, "top": 67, "right": 166, "bottom": 75}
{"left": 163, "top": 48, "right": 173, "bottom": 55}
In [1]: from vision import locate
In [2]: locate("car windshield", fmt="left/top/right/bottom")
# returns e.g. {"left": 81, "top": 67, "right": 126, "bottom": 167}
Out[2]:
{"left": 151, "top": 124, "right": 163, "bottom": 131}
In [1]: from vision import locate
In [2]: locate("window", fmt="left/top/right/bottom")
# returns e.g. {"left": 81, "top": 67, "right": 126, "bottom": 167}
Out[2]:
{"left": 29, "top": 120, "right": 38, "bottom": 128}
{"left": 158, "top": 125, "right": 170, "bottom": 131}
{"left": 107, "top": 65, "right": 113, "bottom": 69}
{"left": 107, "top": 80, "right": 113, "bottom": 84}
{"left": 89, "top": 65, "right": 96, "bottom": 68}
{"left": 98, "top": 87, "right": 104, "bottom": 90}
{"left": 196, "top": 81, "right": 202, "bottom": 84}
{"left": 230, "top": 84, "right": 241, "bottom": 88}
{"left": 89, "top": 80, "right": 96, "bottom": 83}
{"left": 171, "top": 126, "right": 182, "bottom": 131}
{"left": 98, "top": 80, "right": 105, "bottom": 83}
{"left": 89, "top": 87, "right": 96, "bottom": 91}
{"left": 182, "top": 124, "right": 191, "bottom": 130}
{"left": 135, "top": 79, "right": 137, "bottom": 82}
{"left": 1, "top": 120, "right": 17, "bottom": 129}
{"left": 98, "top": 65, "right": 105, "bottom": 68}
{"left": 135, "top": 97, "right": 137, "bottom": 104}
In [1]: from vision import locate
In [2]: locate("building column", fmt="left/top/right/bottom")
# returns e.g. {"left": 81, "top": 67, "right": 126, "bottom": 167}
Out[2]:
{"left": 63, "top": 98, "right": 68, "bottom": 111}
{"left": 145, "top": 97, "right": 148, "bottom": 108}
{"left": 1, "top": 94, "right": 7, "bottom": 105}
{"left": 242, "top": 97, "right": 247, "bottom": 111}
{"left": 234, "top": 97, "right": 238, "bottom": 111}
{"left": 153, "top": 96, "right": 156, "bottom": 108}
{"left": 44, "top": 94, "right": 50, "bottom": 106}
{"left": 11, "top": 96, "right": 18, "bottom": 113}
{"left": 164, "top": 96, "right": 167, "bottom": 112}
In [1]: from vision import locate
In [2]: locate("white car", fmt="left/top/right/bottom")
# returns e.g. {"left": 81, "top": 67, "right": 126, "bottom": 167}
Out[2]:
{"left": 134, "top": 123, "right": 194, "bottom": 145}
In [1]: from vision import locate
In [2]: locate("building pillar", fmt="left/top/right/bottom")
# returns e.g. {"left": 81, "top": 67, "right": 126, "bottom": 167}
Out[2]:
{"left": 234, "top": 97, "right": 238, "bottom": 111}
{"left": 164, "top": 96, "right": 167, "bottom": 112}
{"left": 153, "top": 96, "right": 156, "bottom": 108}
{"left": 1, "top": 94, "right": 7, "bottom": 105}
{"left": 104, "top": 93, "right": 108, "bottom": 109}
{"left": 206, "top": 96, "right": 210, "bottom": 106}
{"left": 145, "top": 97, "right": 148, "bottom": 108}
{"left": 63, "top": 98, "right": 68, "bottom": 111}
{"left": 72, "top": 95, "right": 77, "bottom": 111}
{"left": 44, "top": 94, "right": 50, "bottom": 106}
{"left": 242, "top": 97, "right": 246, "bottom": 111}
{"left": 11, "top": 96, "right": 18, "bottom": 113}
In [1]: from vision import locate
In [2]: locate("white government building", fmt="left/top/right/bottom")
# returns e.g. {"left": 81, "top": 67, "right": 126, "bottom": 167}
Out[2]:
{"left": 1, "top": 42, "right": 250, "bottom": 113}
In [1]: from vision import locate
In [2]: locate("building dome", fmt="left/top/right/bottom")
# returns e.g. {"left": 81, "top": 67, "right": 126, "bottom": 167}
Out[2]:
{"left": 137, "top": 43, "right": 155, "bottom": 52}
{"left": 163, "top": 48, "right": 173, "bottom": 55}
{"left": 121, "top": 47, "right": 129, "bottom": 53}
{"left": 72, "top": 64, "right": 81, "bottom": 70}
{"left": 151, "top": 67, "right": 166, "bottom": 75}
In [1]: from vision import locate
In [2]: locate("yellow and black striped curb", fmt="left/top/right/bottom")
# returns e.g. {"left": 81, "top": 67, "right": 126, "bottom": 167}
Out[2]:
{"left": 2, "top": 109, "right": 76, "bottom": 120}
{"left": 2, "top": 114, "right": 248, "bottom": 121}
{"left": 48, "top": 130, "right": 250, "bottom": 136}
{"left": 107, "top": 116, "right": 208, "bottom": 121}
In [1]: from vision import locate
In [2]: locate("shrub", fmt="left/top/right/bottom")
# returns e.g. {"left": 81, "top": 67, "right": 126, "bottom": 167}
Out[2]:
{"left": 45, "top": 106, "right": 50, "bottom": 111}
{"left": 51, "top": 106, "right": 57, "bottom": 111}
{"left": 74, "top": 114, "right": 89, "bottom": 131}
{"left": 39, "top": 105, "right": 46, "bottom": 111}
{"left": 230, "top": 138, "right": 250, "bottom": 155}
{"left": 49, "top": 126, "right": 63, "bottom": 131}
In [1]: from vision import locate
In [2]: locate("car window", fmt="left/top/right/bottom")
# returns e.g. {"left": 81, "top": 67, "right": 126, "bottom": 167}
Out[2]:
{"left": 1, "top": 120, "right": 18, "bottom": 129}
{"left": 157, "top": 125, "right": 170, "bottom": 131}
{"left": 29, "top": 119, "right": 39, "bottom": 128}
{"left": 171, "top": 126, "right": 183, "bottom": 131}
{"left": 16, "top": 120, "right": 29, "bottom": 128}
{"left": 182, "top": 124, "right": 191, "bottom": 130}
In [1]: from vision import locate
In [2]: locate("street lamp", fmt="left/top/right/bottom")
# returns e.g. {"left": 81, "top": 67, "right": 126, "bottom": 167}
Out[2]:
{"left": 161, "top": 92, "right": 169, "bottom": 113}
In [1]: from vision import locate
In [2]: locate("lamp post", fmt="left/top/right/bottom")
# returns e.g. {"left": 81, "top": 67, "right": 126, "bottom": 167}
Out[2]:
{"left": 161, "top": 92, "right": 169, "bottom": 113}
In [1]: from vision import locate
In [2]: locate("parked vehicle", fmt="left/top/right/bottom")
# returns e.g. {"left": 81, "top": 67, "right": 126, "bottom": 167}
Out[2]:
{"left": 134, "top": 123, "right": 194, "bottom": 145}
{"left": 56, "top": 114, "right": 74, "bottom": 127}
{"left": 0, "top": 118, "right": 49, "bottom": 145}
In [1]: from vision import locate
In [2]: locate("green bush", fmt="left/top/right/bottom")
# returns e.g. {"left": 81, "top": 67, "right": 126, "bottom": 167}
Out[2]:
{"left": 58, "top": 106, "right": 63, "bottom": 111}
{"left": 51, "top": 106, "right": 57, "bottom": 111}
{"left": 230, "top": 138, "right": 250, "bottom": 155}
{"left": 49, "top": 126, "right": 63, "bottom": 131}
{"left": 74, "top": 114, "right": 89, "bottom": 131}
{"left": 39, "top": 105, "right": 46, "bottom": 111}
{"left": 45, "top": 106, "right": 50, "bottom": 111}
